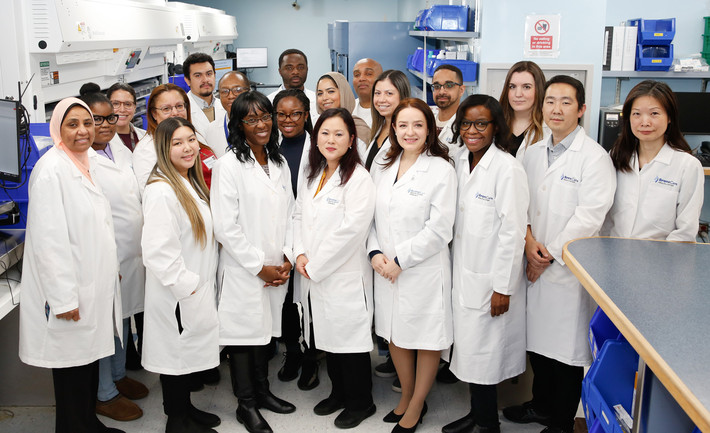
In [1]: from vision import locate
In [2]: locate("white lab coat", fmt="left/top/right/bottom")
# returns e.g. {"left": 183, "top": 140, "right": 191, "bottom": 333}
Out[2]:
{"left": 603, "top": 144, "right": 704, "bottom": 242}
{"left": 211, "top": 151, "right": 295, "bottom": 345}
{"left": 141, "top": 178, "right": 219, "bottom": 375}
{"left": 204, "top": 111, "right": 230, "bottom": 158}
{"left": 132, "top": 133, "right": 155, "bottom": 194}
{"left": 449, "top": 145, "right": 529, "bottom": 384}
{"left": 110, "top": 125, "right": 146, "bottom": 152}
{"left": 364, "top": 134, "right": 391, "bottom": 172}
{"left": 368, "top": 153, "right": 456, "bottom": 350}
{"left": 94, "top": 140, "right": 145, "bottom": 318}
{"left": 437, "top": 112, "right": 458, "bottom": 155}
{"left": 188, "top": 91, "right": 226, "bottom": 140}
{"left": 19, "top": 147, "right": 122, "bottom": 368}
{"left": 521, "top": 128, "right": 616, "bottom": 366}
{"left": 294, "top": 165, "right": 375, "bottom": 353}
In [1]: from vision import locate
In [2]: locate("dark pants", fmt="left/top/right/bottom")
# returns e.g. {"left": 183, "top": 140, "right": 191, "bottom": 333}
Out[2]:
{"left": 281, "top": 273, "right": 303, "bottom": 355}
{"left": 52, "top": 360, "right": 101, "bottom": 433}
{"left": 325, "top": 352, "right": 373, "bottom": 411}
{"left": 227, "top": 344, "right": 270, "bottom": 403}
{"left": 469, "top": 383, "right": 499, "bottom": 428}
{"left": 529, "top": 351, "right": 584, "bottom": 431}
{"left": 160, "top": 374, "right": 191, "bottom": 416}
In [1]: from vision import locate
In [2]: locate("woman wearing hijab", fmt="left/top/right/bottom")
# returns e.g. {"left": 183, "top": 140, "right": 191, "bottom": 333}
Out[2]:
{"left": 316, "top": 72, "right": 371, "bottom": 145}
{"left": 19, "top": 97, "right": 123, "bottom": 433}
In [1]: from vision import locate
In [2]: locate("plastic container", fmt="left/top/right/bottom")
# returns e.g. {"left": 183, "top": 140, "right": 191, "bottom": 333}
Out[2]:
{"left": 589, "top": 307, "right": 622, "bottom": 360}
{"left": 627, "top": 18, "right": 676, "bottom": 45}
{"left": 581, "top": 378, "right": 597, "bottom": 430}
{"left": 584, "top": 340, "right": 639, "bottom": 433}
{"left": 636, "top": 44, "right": 673, "bottom": 71}
{"left": 426, "top": 59, "right": 478, "bottom": 82}
{"left": 589, "top": 419, "right": 604, "bottom": 433}
{"left": 409, "top": 48, "right": 441, "bottom": 72}
{"left": 415, "top": 5, "right": 469, "bottom": 32}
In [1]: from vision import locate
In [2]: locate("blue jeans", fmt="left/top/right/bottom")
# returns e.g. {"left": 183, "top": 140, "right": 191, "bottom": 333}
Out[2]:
{"left": 97, "top": 318, "right": 130, "bottom": 402}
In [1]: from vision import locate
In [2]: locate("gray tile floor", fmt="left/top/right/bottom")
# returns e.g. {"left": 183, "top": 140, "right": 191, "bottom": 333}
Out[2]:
{"left": 0, "top": 350, "right": 552, "bottom": 433}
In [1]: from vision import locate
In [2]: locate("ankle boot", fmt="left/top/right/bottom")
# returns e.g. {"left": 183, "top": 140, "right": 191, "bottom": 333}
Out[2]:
{"left": 254, "top": 344, "right": 296, "bottom": 414}
{"left": 236, "top": 399, "right": 273, "bottom": 433}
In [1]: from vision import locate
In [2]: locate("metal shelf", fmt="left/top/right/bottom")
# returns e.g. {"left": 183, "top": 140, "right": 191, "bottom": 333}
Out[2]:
{"left": 408, "top": 68, "right": 477, "bottom": 87}
{"left": 602, "top": 70, "right": 710, "bottom": 79}
{"left": 409, "top": 30, "right": 479, "bottom": 41}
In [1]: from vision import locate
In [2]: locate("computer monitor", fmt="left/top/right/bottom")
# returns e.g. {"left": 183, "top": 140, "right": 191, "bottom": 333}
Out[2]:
{"left": 675, "top": 92, "right": 710, "bottom": 135}
{"left": 213, "top": 58, "right": 236, "bottom": 83}
{"left": 236, "top": 48, "right": 268, "bottom": 69}
{"left": 0, "top": 99, "right": 21, "bottom": 183}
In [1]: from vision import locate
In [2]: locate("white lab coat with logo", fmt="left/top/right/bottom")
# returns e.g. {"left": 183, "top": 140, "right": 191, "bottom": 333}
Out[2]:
{"left": 212, "top": 151, "right": 295, "bottom": 345}
{"left": 450, "top": 145, "right": 529, "bottom": 384}
{"left": 368, "top": 153, "right": 457, "bottom": 350}
{"left": 94, "top": 141, "right": 145, "bottom": 318}
{"left": 521, "top": 128, "right": 616, "bottom": 366}
{"left": 141, "top": 178, "right": 219, "bottom": 375}
{"left": 603, "top": 144, "right": 704, "bottom": 242}
{"left": 19, "top": 147, "right": 122, "bottom": 368}
{"left": 294, "top": 165, "right": 375, "bottom": 353}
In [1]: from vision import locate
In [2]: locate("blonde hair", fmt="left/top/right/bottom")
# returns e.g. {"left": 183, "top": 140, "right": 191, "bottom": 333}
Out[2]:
{"left": 148, "top": 117, "right": 211, "bottom": 248}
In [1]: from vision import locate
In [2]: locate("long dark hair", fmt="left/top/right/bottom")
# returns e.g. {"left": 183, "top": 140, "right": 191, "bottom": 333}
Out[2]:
{"left": 307, "top": 108, "right": 361, "bottom": 186}
{"left": 383, "top": 98, "right": 450, "bottom": 168}
{"left": 609, "top": 80, "right": 690, "bottom": 172}
{"left": 452, "top": 94, "right": 511, "bottom": 152}
{"left": 370, "top": 70, "right": 411, "bottom": 139}
{"left": 227, "top": 91, "right": 283, "bottom": 165}
{"left": 499, "top": 61, "right": 545, "bottom": 146}
{"left": 273, "top": 89, "right": 313, "bottom": 135}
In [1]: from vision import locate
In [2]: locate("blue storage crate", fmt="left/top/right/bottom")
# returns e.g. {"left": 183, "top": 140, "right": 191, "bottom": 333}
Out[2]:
{"left": 582, "top": 378, "right": 597, "bottom": 431}
{"left": 426, "top": 59, "right": 478, "bottom": 82}
{"left": 415, "top": 5, "right": 469, "bottom": 32}
{"left": 409, "top": 48, "right": 441, "bottom": 72}
{"left": 589, "top": 307, "right": 622, "bottom": 360}
{"left": 585, "top": 340, "right": 639, "bottom": 433}
{"left": 636, "top": 44, "right": 673, "bottom": 71}
{"left": 627, "top": 18, "right": 675, "bottom": 45}
{"left": 589, "top": 419, "right": 604, "bottom": 433}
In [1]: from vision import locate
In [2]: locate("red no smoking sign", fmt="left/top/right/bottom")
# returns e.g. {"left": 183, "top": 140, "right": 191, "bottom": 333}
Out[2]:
{"left": 535, "top": 20, "right": 550, "bottom": 34}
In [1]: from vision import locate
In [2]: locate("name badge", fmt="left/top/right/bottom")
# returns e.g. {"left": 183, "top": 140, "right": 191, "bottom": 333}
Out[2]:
{"left": 202, "top": 155, "right": 217, "bottom": 170}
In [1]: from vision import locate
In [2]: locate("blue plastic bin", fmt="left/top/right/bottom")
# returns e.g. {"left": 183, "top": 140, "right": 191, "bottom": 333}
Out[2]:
{"left": 426, "top": 59, "right": 478, "bottom": 82}
{"left": 581, "top": 378, "right": 597, "bottom": 431}
{"left": 414, "top": 5, "right": 469, "bottom": 32}
{"left": 627, "top": 18, "right": 676, "bottom": 45}
{"left": 589, "top": 419, "right": 604, "bottom": 433}
{"left": 584, "top": 340, "right": 639, "bottom": 433}
{"left": 589, "top": 307, "right": 622, "bottom": 360}
{"left": 636, "top": 44, "right": 673, "bottom": 71}
{"left": 409, "top": 48, "right": 441, "bottom": 72}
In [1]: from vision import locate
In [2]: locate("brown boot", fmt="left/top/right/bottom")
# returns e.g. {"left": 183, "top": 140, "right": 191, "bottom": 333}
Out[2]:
{"left": 114, "top": 376, "right": 149, "bottom": 400}
{"left": 96, "top": 394, "right": 143, "bottom": 421}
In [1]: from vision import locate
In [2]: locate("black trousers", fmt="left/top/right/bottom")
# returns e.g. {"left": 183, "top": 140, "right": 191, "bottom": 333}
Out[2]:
{"left": 325, "top": 351, "right": 373, "bottom": 411}
{"left": 280, "top": 272, "right": 302, "bottom": 354}
{"left": 469, "top": 383, "right": 499, "bottom": 428}
{"left": 52, "top": 360, "right": 102, "bottom": 433}
{"left": 529, "top": 351, "right": 584, "bottom": 431}
{"left": 160, "top": 374, "right": 191, "bottom": 416}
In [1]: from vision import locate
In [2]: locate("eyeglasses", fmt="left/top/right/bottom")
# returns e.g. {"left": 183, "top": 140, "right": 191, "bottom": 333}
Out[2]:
{"left": 242, "top": 113, "right": 273, "bottom": 126}
{"left": 93, "top": 114, "right": 119, "bottom": 125}
{"left": 431, "top": 81, "right": 462, "bottom": 91}
{"left": 460, "top": 119, "right": 492, "bottom": 132}
{"left": 110, "top": 101, "right": 135, "bottom": 110}
{"left": 219, "top": 87, "right": 249, "bottom": 96}
{"left": 276, "top": 111, "right": 304, "bottom": 122}
{"left": 153, "top": 103, "right": 186, "bottom": 115}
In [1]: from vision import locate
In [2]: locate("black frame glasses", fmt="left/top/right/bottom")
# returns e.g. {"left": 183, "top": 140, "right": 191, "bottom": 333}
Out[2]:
{"left": 93, "top": 114, "right": 119, "bottom": 125}
{"left": 241, "top": 113, "right": 273, "bottom": 126}
{"left": 460, "top": 119, "right": 492, "bottom": 132}
{"left": 276, "top": 111, "right": 304, "bottom": 122}
{"left": 431, "top": 81, "right": 462, "bottom": 91}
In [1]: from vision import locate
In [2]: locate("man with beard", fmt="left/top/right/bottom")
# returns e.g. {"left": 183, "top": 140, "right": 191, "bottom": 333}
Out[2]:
{"left": 183, "top": 52, "right": 226, "bottom": 139}
{"left": 267, "top": 49, "right": 318, "bottom": 116}
{"left": 432, "top": 64, "right": 465, "bottom": 152}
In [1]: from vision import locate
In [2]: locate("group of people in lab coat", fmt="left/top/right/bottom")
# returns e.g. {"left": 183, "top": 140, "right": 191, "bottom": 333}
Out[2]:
{"left": 17, "top": 48, "right": 704, "bottom": 433}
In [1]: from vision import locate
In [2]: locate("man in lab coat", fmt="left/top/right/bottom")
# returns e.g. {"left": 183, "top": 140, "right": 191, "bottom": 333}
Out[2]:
{"left": 503, "top": 75, "right": 615, "bottom": 433}
{"left": 431, "top": 64, "right": 465, "bottom": 153}
{"left": 351, "top": 58, "right": 382, "bottom": 128}
{"left": 183, "top": 52, "right": 226, "bottom": 139}
{"left": 205, "top": 70, "right": 250, "bottom": 158}
{"left": 267, "top": 49, "right": 318, "bottom": 115}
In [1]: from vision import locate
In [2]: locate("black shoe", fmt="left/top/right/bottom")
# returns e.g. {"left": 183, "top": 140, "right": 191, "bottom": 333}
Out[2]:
{"left": 441, "top": 411, "right": 475, "bottom": 433}
{"left": 297, "top": 359, "right": 320, "bottom": 390}
{"left": 436, "top": 362, "right": 459, "bottom": 384}
{"left": 314, "top": 395, "right": 345, "bottom": 416}
{"left": 384, "top": 402, "right": 427, "bottom": 424}
{"left": 256, "top": 390, "right": 296, "bottom": 414}
{"left": 277, "top": 350, "right": 303, "bottom": 382}
{"left": 391, "top": 377, "right": 401, "bottom": 393}
{"left": 236, "top": 403, "right": 273, "bottom": 433}
{"left": 166, "top": 415, "right": 218, "bottom": 433}
{"left": 188, "top": 404, "right": 221, "bottom": 428}
{"left": 334, "top": 403, "right": 376, "bottom": 429}
{"left": 472, "top": 426, "right": 500, "bottom": 433}
{"left": 540, "top": 427, "right": 572, "bottom": 433}
{"left": 502, "top": 401, "right": 551, "bottom": 426}
{"left": 198, "top": 367, "right": 221, "bottom": 386}
{"left": 392, "top": 416, "right": 422, "bottom": 433}
{"left": 375, "top": 355, "right": 397, "bottom": 378}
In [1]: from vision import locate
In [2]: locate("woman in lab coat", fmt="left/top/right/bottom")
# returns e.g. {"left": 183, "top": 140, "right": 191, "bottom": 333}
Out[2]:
{"left": 367, "top": 98, "right": 456, "bottom": 433}
{"left": 443, "top": 95, "right": 529, "bottom": 433}
{"left": 294, "top": 108, "right": 376, "bottom": 429}
{"left": 606, "top": 80, "right": 704, "bottom": 241}
{"left": 212, "top": 91, "right": 296, "bottom": 433}
{"left": 141, "top": 117, "right": 220, "bottom": 433}
{"left": 364, "top": 70, "right": 410, "bottom": 171}
{"left": 107, "top": 82, "right": 146, "bottom": 152}
{"left": 316, "top": 72, "right": 371, "bottom": 144}
{"left": 79, "top": 85, "right": 148, "bottom": 421}
{"left": 19, "top": 97, "right": 122, "bottom": 433}
{"left": 498, "top": 61, "right": 547, "bottom": 158}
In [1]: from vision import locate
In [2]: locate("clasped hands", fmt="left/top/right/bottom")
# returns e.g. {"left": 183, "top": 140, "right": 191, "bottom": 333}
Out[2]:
{"left": 370, "top": 253, "right": 402, "bottom": 283}
{"left": 258, "top": 258, "right": 292, "bottom": 287}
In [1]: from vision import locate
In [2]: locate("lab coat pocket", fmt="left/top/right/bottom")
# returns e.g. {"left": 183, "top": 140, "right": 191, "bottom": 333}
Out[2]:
{"left": 641, "top": 184, "right": 677, "bottom": 228}
{"left": 398, "top": 266, "right": 443, "bottom": 316}
{"left": 178, "top": 280, "right": 218, "bottom": 337}
{"left": 324, "top": 271, "right": 369, "bottom": 336}
{"left": 458, "top": 269, "right": 492, "bottom": 311}
{"left": 549, "top": 181, "right": 579, "bottom": 217}
{"left": 465, "top": 202, "right": 496, "bottom": 238}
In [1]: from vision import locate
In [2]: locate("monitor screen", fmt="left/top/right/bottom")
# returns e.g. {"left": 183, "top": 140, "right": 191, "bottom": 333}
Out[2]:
{"left": 0, "top": 99, "right": 20, "bottom": 183}
{"left": 213, "top": 58, "right": 235, "bottom": 83}
{"left": 237, "top": 48, "right": 268, "bottom": 69}
{"left": 675, "top": 92, "right": 710, "bottom": 135}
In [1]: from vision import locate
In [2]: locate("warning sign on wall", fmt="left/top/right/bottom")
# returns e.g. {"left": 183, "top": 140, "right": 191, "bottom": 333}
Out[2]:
{"left": 524, "top": 14, "right": 560, "bottom": 58}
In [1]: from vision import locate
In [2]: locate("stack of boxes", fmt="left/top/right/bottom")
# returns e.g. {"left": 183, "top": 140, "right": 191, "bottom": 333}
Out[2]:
{"left": 629, "top": 18, "right": 675, "bottom": 71}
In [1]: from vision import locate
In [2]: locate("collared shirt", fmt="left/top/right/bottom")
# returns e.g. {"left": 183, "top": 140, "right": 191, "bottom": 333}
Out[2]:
{"left": 187, "top": 90, "right": 217, "bottom": 110}
{"left": 547, "top": 125, "right": 580, "bottom": 166}
{"left": 95, "top": 144, "right": 115, "bottom": 162}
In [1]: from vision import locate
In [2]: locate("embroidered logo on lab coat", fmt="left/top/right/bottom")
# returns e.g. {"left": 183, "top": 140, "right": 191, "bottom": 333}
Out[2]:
{"left": 474, "top": 192, "right": 493, "bottom": 202}
{"left": 407, "top": 188, "right": 425, "bottom": 197}
{"left": 560, "top": 174, "right": 580, "bottom": 184}
{"left": 653, "top": 176, "right": 678, "bottom": 188}
{"left": 326, "top": 197, "right": 340, "bottom": 205}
